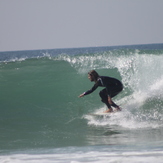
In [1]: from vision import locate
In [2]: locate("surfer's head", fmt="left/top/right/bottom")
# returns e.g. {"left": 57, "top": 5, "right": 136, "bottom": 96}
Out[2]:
{"left": 88, "top": 70, "right": 99, "bottom": 82}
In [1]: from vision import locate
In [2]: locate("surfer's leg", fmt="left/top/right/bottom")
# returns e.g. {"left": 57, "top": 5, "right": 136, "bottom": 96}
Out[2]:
{"left": 108, "top": 97, "right": 121, "bottom": 111}
{"left": 106, "top": 85, "right": 122, "bottom": 112}
{"left": 99, "top": 89, "right": 113, "bottom": 112}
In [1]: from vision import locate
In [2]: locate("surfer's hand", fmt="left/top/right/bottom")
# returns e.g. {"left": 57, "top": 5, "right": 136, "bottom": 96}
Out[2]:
{"left": 78, "top": 93, "right": 84, "bottom": 98}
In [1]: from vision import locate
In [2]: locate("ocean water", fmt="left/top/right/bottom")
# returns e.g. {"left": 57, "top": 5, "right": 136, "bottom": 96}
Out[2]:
{"left": 0, "top": 44, "right": 163, "bottom": 162}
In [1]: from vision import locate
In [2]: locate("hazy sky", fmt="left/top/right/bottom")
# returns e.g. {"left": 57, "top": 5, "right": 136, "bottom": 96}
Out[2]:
{"left": 0, "top": 0, "right": 163, "bottom": 51}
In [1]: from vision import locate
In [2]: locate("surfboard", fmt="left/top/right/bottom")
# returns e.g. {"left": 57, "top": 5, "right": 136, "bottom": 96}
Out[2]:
{"left": 87, "top": 112, "right": 114, "bottom": 117}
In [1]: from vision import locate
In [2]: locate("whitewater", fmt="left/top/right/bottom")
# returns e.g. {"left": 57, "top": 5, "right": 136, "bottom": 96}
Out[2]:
{"left": 0, "top": 43, "right": 163, "bottom": 162}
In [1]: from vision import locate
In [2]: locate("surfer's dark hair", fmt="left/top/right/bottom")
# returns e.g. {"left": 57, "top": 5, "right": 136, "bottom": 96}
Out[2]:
{"left": 88, "top": 70, "right": 99, "bottom": 82}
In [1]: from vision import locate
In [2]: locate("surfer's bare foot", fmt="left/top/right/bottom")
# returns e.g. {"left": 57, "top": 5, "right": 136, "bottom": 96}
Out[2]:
{"left": 115, "top": 106, "right": 122, "bottom": 112}
{"left": 104, "top": 108, "right": 113, "bottom": 113}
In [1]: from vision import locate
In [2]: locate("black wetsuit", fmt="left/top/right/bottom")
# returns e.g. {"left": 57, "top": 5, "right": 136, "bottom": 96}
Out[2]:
{"left": 84, "top": 76, "right": 123, "bottom": 108}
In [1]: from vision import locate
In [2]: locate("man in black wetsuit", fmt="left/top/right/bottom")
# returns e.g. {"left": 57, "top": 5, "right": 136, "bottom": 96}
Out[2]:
{"left": 79, "top": 70, "right": 123, "bottom": 113}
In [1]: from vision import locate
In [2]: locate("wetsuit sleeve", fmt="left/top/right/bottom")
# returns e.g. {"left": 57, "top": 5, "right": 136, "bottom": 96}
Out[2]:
{"left": 83, "top": 80, "right": 100, "bottom": 96}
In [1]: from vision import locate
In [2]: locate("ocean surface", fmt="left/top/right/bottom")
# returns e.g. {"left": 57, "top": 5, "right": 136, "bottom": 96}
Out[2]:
{"left": 0, "top": 43, "right": 163, "bottom": 162}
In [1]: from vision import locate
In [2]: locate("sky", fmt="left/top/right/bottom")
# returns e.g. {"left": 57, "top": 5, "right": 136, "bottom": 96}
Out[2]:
{"left": 0, "top": 0, "right": 163, "bottom": 51}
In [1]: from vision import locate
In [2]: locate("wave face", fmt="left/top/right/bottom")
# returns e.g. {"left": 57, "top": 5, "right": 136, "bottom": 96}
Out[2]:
{"left": 0, "top": 44, "right": 163, "bottom": 161}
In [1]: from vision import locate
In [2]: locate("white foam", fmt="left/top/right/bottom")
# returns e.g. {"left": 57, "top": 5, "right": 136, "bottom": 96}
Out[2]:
{"left": 150, "top": 76, "right": 163, "bottom": 97}
{"left": 84, "top": 104, "right": 162, "bottom": 129}
{"left": 1, "top": 149, "right": 163, "bottom": 163}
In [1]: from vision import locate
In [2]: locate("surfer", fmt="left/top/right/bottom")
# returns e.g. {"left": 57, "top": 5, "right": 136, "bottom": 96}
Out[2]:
{"left": 79, "top": 70, "right": 123, "bottom": 113}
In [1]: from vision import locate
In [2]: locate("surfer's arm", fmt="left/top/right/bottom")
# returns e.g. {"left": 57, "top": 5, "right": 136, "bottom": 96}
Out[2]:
{"left": 79, "top": 82, "right": 99, "bottom": 97}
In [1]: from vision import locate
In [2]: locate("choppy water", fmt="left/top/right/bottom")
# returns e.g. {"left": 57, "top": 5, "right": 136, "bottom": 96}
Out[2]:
{"left": 0, "top": 44, "right": 163, "bottom": 162}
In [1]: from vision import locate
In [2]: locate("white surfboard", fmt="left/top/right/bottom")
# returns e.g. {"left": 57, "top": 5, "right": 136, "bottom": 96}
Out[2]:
{"left": 87, "top": 112, "right": 114, "bottom": 117}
